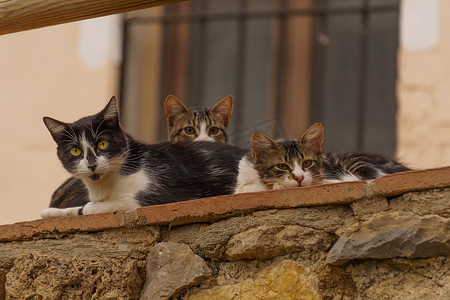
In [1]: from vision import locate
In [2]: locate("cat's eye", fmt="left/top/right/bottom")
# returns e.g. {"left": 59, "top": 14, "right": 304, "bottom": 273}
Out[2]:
{"left": 302, "top": 160, "right": 313, "bottom": 168}
{"left": 70, "top": 148, "right": 82, "bottom": 157}
{"left": 209, "top": 127, "right": 220, "bottom": 135}
{"left": 184, "top": 126, "right": 195, "bottom": 135}
{"left": 276, "top": 163, "right": 290, "bottom": 171}
{"left": 97, "top": 140, "right": 109, "bottom": 150}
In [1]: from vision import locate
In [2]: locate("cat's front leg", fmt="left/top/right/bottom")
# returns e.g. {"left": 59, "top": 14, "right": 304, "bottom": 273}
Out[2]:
{"left": 81, "top": 200, "right": 140, "bottom": 215}
{"left": 235, "top": 182, "right": 269, "bottom": 194}
{"left": 41, "top": 207, "right": 82, "bottom": 218}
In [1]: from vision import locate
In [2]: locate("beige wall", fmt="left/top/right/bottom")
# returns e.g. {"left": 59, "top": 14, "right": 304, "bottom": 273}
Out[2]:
{"left": 0, "top": 19, "right": 120, "bottom": 224}
{"left": 397, "top": 0, "right": 450, "bottom": 169}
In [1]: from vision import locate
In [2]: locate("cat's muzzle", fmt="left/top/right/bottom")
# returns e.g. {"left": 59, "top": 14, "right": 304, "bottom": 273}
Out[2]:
{"left": 90, "top": 174, "right": 102, "bottom": 181}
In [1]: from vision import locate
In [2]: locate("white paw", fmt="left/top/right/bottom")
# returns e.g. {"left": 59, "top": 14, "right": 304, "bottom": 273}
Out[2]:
{"left": 41, "top": 207, "right": 80, "bottom": 218}
{"left": 41, "top": 208, "right": 61, "bottom": 218}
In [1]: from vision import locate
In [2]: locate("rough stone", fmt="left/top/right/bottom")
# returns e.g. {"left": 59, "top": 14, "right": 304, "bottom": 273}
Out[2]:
{"left": 169, "top": 207, "right": 353, "bottom": 259}
{"left": 327, "top": 212, "right": 450, "bottom": 265}
{"left": 186, "top": 260, "right": 321, "bottom": 300}
{"left": 351, "top": 197, "right": 389, "bottom": 217}
{"left": 389, "top": 188, "right": 450, "bottom": 218}
{"left": 5, "top": 254, "right": 144, "bottom": 299}
{"left": 347, "top": 257, "right": 450, "bottom": 299}
{"left": 0, "top": 227, "right": 159, "bottom": 267}
{"left": 223, "top": 224, "right": 333, "bottom": 260}
{"left": 140, "top": 242, "right": 212, "bottom": 300}
{"left": 0, "top": 268, "right": 6, "bottom": 300}
{"left": 317, "top": 265, "right": 357, "bottom": 300}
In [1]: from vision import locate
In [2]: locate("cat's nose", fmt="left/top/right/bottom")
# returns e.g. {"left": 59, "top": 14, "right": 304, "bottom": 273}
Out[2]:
{"left": 294, "top": 175, "right": 304, "bottom": 184}
{"left": 88, "top": 164, "right": 97, "bottom": 172}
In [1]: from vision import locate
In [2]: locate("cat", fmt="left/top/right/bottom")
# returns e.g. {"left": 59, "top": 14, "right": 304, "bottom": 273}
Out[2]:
{"left": 235, "top": 123, "right": 324, "bottom": 193}
{"left": 165, "top": 95, "right": 233, "bottom": 143}
{"left": 41, "top": 96, "right": 247, "bottom": 217}
{"left": 234, "top": 123, "right": 411, "bottom": 193}
{"left": 321, "top": 152, "right": 411, "bottom": 183}
{"left": 49, "top": 95, "right": 234, "bottom": 209}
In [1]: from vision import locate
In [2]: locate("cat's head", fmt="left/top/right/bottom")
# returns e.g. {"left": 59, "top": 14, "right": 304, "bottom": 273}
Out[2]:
{"left": 165, "top": 95, "right": 233, "bottom": 143}
{"left": 44, "top": 96, "right": 127, "bottom": 182}
{"left": 250, "top": 123, "right": 324, "bottom": 188}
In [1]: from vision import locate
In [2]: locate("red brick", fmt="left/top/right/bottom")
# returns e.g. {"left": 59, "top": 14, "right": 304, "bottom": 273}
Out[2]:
{"left": 372, "top": 166, "right": 450, "bottom": 197}
{"left": 137, "top": 181, "right": 367, "bottom": 226}
{"left": 0, "top": 211, "right": 128, "bottom": 242}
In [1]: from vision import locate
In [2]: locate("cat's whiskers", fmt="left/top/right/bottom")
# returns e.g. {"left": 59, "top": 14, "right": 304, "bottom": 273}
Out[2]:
{"left": 66, "top": 125, "right": 79, "bottom": 143}
{"left": 59, "top": 138, "right": 78, "bottom": 144}
{"left": 85, "top": 121, "right": 96, "bottom": 140}
{"left": 61, "top": 130, "right": 78, "bottom": 144}
{"left": 92, "top": 118, "right": 106, "bottom": 139}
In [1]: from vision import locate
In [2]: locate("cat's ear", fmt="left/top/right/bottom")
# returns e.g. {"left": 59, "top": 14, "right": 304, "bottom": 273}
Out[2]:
{"left": 101, "top": 96, "right": 120, "bottom": 125}
{"left": 165, "top": 95, "right": 188, "bottom": 126}
{"left": 300, "top": 122, "right": 324, "bottom": 154}
{"left": 211, "top": 95, "right": 233, "bottom": 127}
{"left": 251, "top": 132, "right": 279, "bottom": 160}
{"left": 43, "top": 117, "right": 67, "bottom": 142}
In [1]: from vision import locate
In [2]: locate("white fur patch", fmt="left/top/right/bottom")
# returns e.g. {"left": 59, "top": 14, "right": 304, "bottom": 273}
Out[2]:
{"left": 322, "top": 172, "right": 361, "bottom": 184}
{"left": 194, "top": 122, "right": 214, "bottom": 142}
{"left": 74, "top": 134, "right": 100, "bottom": 177}
{"left": 82, "top": 169, "right": 150, "bottom": 213}
{"left": 41, "top": 207, "right": 81, "bottom": 218}
{"left": 234, "top": 157, "right": 268, "bottom": 194}
{"left": 41, "top": 169, "right": 150, "bottom": 218}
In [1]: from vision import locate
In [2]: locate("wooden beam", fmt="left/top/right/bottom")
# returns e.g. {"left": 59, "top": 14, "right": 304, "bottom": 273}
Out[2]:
{"left": 0, "top": 0, "right": 187, "bottom": 36}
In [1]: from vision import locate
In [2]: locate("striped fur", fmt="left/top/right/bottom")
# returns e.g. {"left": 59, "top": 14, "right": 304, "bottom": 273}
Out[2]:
{"left": 165, "top": 95, "right": 233, "bottom": 143}
{"left": 235, "top": 123, "right": 411, "bottom": 193}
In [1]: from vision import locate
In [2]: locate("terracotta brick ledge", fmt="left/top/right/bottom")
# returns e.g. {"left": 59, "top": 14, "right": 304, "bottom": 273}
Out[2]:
{"left": 1, "top": 166, "right": 449, "bottom": 242}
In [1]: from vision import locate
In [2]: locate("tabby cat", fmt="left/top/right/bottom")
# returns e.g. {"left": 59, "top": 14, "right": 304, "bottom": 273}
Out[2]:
{"left": 165, "top": 95, "right": 233, "bottom": 143}
{"left": 42, "top": 96, "right": 247, "bottom": 217}
{"left": 49, "top": 95, "right": 233, "bottom": 209}
{"left": 235, "top": 123, "right": 410, "bottom": 193}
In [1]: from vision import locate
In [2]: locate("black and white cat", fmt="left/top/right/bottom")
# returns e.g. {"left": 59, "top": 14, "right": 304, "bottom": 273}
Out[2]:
{"left": 49, "top": 95, "right": 234, "bottom": 209}
{"left": 41, "top": 96, "right": 247, "bottom": 217}
{"left": 234, "top": 123, "right": 411, "bottom": 193}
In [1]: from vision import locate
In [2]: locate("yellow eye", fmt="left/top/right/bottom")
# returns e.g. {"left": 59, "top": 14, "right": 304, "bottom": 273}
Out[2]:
{"left": 276, "top": 163, "right": 289, "bottom": 171}
{"left": 97, "top": 140, "right": 109, "bottom": 150}
{"left": 184, "top": 126, "right": 195, "bottom": 135}
{"left": 209, "top": 127, "right": 219, "bottom": 135}
{"left": 302, "top": 160, "right": 313, "bottom": 168}
{"left": 70, "top": 148, "right": 82, "bottom": 157}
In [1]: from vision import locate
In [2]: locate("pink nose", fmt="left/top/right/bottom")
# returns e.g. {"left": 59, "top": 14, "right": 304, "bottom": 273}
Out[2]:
{"left": 294, "top": 175, "right": 304, "bottom": 184}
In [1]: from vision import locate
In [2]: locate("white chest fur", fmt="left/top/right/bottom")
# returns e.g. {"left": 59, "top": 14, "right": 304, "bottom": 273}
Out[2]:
{"left": 234, "top": 157, "right": 268, "bottom": 194}
{"left": 82, "top": 169, "right": 150, "bottom": 214}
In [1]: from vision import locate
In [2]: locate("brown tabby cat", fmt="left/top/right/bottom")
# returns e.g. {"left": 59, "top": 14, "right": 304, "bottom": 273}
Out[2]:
{"left": 49, "top": 95, "right": 234, "bottom": 209}
{"left": 235, "top": 123, "right": 324, "bottom": 193}
{"left": 235, "top": 123, "right": 410, "bottom": 193}
{"left": 165, "top": 95, "right": 233, "bottom": 143}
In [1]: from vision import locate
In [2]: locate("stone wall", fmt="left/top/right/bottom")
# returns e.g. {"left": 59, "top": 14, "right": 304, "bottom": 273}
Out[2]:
{"left": 0, "top": 167, "right": 449, "bottom": 299}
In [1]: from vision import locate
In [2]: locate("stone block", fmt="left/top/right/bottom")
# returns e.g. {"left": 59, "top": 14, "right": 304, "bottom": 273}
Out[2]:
{"left": 169, "top": 207, "right": 352, "bottom": 260}
{"left": 186, "top": 260, "right": 321, "bottom": 300}
{"left": 5, "top": 254, "right": 143, "bottom": 299}
{"left": 389, "top": 188, "right": 450, "bottom": 218}
{"left": 224, "top": 224, "right": 332, "bottom": 260}
{"left": 350, "top": 197, "right": 389, "bottom": 217}
{"left": 140, "top": 242, "right": 212, "bottom": 300}
{"left": 327, "top": 212, "right": 450, "bottom": 265}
